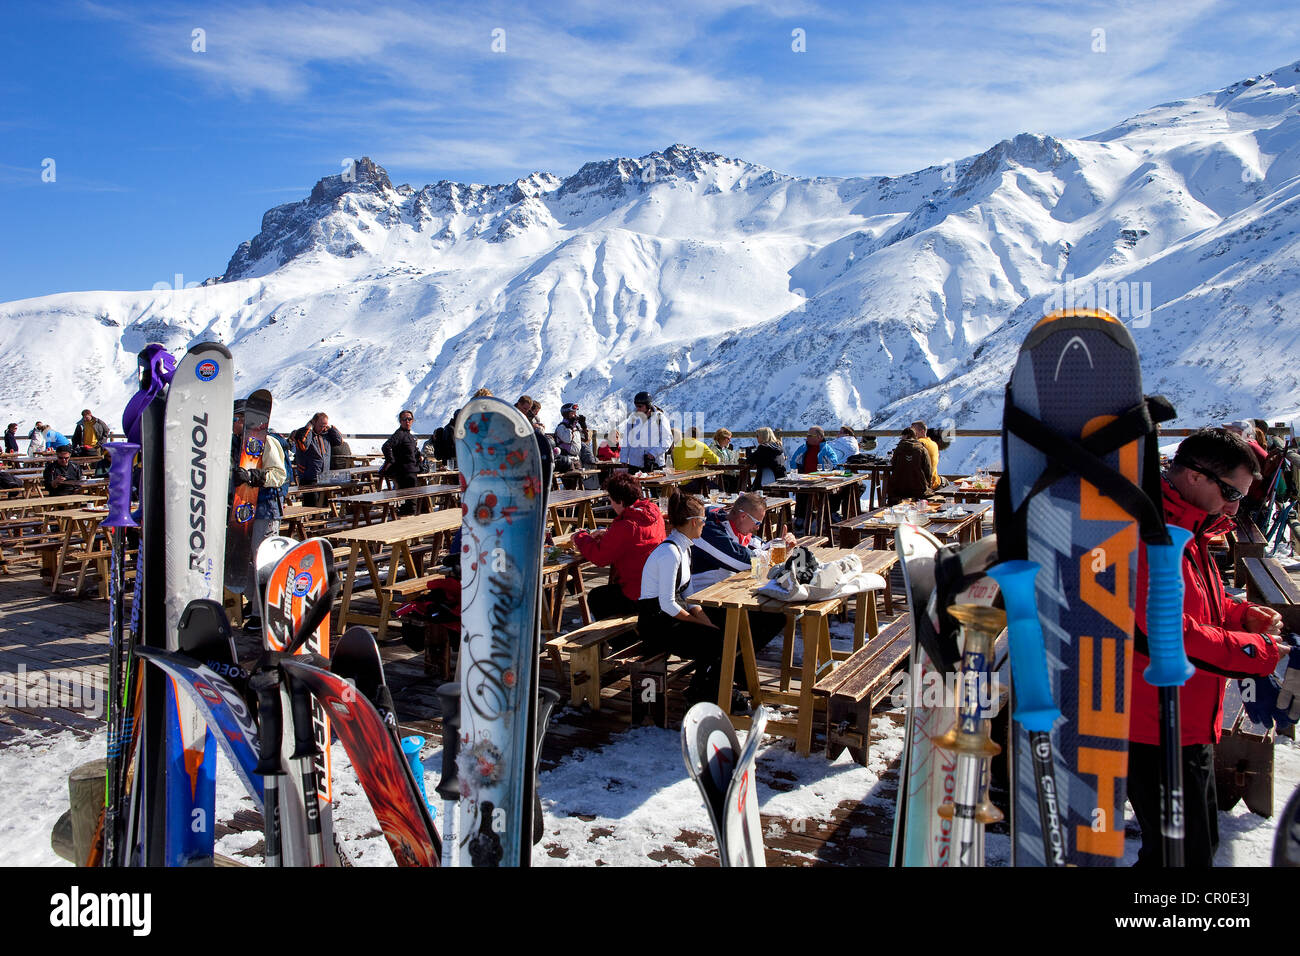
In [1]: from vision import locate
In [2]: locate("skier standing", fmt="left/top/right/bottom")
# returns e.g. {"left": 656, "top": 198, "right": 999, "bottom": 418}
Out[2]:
{"left": 1129, "top": 428, "right": 1285, "bottom": 867}
{"left": 381, "top": 409, "right": 423, "bottom": 514}
{"left": 232, "top": 397, "right": 286, "bottom": 632}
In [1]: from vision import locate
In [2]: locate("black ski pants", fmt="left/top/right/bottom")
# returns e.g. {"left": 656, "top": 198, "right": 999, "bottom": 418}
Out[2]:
{"left": 1127, "top": 741, "right": 1218, "bottom": 867}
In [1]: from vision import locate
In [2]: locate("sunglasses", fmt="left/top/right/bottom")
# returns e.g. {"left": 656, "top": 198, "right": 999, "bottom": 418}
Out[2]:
{"left": 400, "top": 417, "right": 413, "bottom": 422}
{"left": 1181, "top": 461, "right": 1244, "bottom": 502}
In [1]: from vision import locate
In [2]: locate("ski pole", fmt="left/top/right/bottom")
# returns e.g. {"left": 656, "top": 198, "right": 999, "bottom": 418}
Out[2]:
{"left": 283, "top": 662, "right": 327, "bottom": 867}
{"left": 986, "top": 560, "right": 1065, "bottom": 866}
{"left": 100, "top": 440, "right": 140, "bottom": 867}
{"left": 435, "top": 682, "right": 461, "bottom": 868}
{"left": 935, "top": 603, "right": 1004, "bottom": 868}
{"left": 1141, "top": 526, "right": 1194, "bottom": 868}
{"left": 250, "top": 670, "right": 286, "bottom": 867}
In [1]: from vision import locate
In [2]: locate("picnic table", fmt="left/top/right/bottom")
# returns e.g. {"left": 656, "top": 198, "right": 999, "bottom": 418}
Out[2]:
{"left": 833, "top": 502, "right": 993, "bottom": 550}
{"left": 638, "top": 469, "right": 723, "bottom": 496}
{"left": 319, "top": 466, "right": 381, "bottom": 491}
{"left": 340, "top": 484, "right": 461, "bottom": 527}
{"left": 327, "top": 509, "right": 462, "bottom": 640}
{"left": 0, "top": 494, "right": 104, "bottom": 572}
{"left": 937, "top": 476, "right": 998, "bottom": 503}
{"left": 692, "top": 546, "right": 900, "bottom": 755}
{"left": 417, "top": 470, "right": 459, "bottom": 485}
{"left": 762, "top": 471, "right": 869, "bottom": 544}
{"left": 47, "top": 506, "right": 111, "bottom": 598}
{"left": 286, "top": 482, "right": 361, "bottom": 515}
{"left": 709, "top": 462, "right": 753, "bottom": 492}
{"left": 843, "top": 460, "right": 891, "bottom": 510}
{"left": 541, "top": 546, "right": 593, "bottom": 638}
{"left": 281, "top": 504, "right": 330, "bottom": 539}
{"left": 547, "top": 488, "right": 607, "bottom": 535}
{"left": 554, "top": 468, "right": 601, "bottom": 490}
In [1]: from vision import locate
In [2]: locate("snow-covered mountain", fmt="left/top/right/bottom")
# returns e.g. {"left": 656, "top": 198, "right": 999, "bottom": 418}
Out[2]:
{"left": 6, "top": 61, "right": 1300, "bottom": 467}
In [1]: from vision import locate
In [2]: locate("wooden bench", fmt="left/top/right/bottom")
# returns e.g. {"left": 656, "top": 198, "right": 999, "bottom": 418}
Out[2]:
{"left": 1240, "top": 555, "right": 1300, "bottom": 632}
{"left": 545, "top": 614, "right": 641, "bottom": 711}
{"left": 1231, "top": 515, "right": 1269, "bottom": 587}
{"left": 812, "top": 615, "right": 912, "bottom": 765}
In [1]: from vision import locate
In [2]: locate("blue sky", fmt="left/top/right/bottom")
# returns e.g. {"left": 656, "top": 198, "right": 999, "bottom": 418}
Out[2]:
{"left": 1, "top": 0, "right": 1296, "bottom": 303}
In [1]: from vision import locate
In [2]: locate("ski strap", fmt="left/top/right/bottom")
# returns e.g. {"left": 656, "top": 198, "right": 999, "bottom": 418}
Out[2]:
{"left": 122, "top": 345, "right": 177, "bottom": 444}
{"left": 996, "top": 394, "right": 1176, "bottom": 556}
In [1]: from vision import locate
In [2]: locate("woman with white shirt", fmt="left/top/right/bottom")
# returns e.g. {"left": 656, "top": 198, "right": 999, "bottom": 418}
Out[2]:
{"left": 638, "top": 490, "right": 748, "bottom": 711}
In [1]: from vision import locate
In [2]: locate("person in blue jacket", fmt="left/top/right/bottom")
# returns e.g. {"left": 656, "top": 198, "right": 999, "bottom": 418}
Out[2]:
{"left": 789, "top": 426, "right": 844, "bottom": 474}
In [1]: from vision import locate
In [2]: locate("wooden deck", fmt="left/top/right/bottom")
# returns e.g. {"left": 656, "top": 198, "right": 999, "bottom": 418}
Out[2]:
{"left": 0, "top": 557, "right": 918, "bottom": 866}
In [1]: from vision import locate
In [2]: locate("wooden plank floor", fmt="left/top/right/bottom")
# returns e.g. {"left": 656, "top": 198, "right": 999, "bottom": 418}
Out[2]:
{"left": 0, "top": 553, "right": 918, "bottom": 865}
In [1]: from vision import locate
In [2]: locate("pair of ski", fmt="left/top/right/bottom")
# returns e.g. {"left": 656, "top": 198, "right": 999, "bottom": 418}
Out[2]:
{"left": 95, "top": 342, "right": 235, "bottom": 866}
{"left": 892, "top": 310, "right": 1195, "bottom": 867}
{"left": 682, "top": 704, "right": 768, "bottom": 866}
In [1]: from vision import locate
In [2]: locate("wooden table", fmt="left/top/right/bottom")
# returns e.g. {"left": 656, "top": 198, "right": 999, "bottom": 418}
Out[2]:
{"left": 844, "top": 461, "right": 891, "bottom": 509}
{"left": 328, "top": 509, "right": 462, "bottom": 640}
{"left": 417, "top": 470, "right": 460, "bottom": 485}
{"left": 834, "top": 502, "right": 993, "bottom": 550}
{"left": 48, "top": 507, "right": 111, "bottom": 598}
{"left": 340, "top": 484, "right": 461, "bottom": 526}
{"left": 710, "top": 462, "right": 753, "bottom": 492}
{"left": 639, "top": 470, "right": 723, "bottom": 496}
{"left": 554, "top": 468, "right": 601, "bottom": 490}
{"left": 763, "top": 472, "right": 869, "bottom": 544}
{"left": 938, "top": 478, "right": 998, "bottom": 503}
{"left": 320, "top": 466, "right": 381, "bottom": 491}
{"left": 281, "top": 504, "right": 329, "bottom": 539}
{"left": 547, "top": 488, "right": 607, "bottom": 535}
{"left": 542, "top": 548, "right": 593, "bottom": 638}
{"left": 692, "top": 547, "right": 899, "bottom": 755}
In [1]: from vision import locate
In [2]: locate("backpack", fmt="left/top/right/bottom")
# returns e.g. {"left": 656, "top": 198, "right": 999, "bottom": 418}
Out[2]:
{"left": 270, "top": 432, "right": 293, "bottom": 500}
{"left": 888, "top": 437, "right": 932, "bottom": 503}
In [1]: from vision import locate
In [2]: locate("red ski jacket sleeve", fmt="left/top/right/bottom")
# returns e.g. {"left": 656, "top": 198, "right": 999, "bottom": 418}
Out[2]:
{"left": 1131, "top": 481, "right": 1282, "bottom": 746}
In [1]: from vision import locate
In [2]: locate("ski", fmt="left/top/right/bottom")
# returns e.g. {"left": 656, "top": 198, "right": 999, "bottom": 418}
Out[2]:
{"left": 133, "top": 603, "right": 264, "bottom": 812}
{"left": 260, "top": 537, "right": 341, "bottom": 866}
{"left": 682, "top": 701, "right": 739, "bottom": 864}
{"left": 453, "top": 398, "right": 547, "bottom": 867}
{"left": 126, "top": 345, "right": 176, "bottom": 867}
{"left": 227, "top": 388, "right": 272, "bottom": 592}
{"left": 995, "top": 307, "right": 1174, "bottom": 866}
{"left": 721, "top": 705, "right": 768, "bottom": 867}
{"left": 161, "top": 341, "right": 234, "bottom": 866}
{"left": 282, "top": 626, "right": 441, "bottom": 867}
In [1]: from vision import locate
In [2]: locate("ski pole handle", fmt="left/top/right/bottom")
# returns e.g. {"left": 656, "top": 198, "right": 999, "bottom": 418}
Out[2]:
{"left": 103, "top": 442, "right": 140, "bottom": 528}
{"left": 401, "top": 735, "right": 437, "bottom": 819}
{"left": 987, "top": 561, "right": 1060, "bottom": 732}
{"left": 1143, "top": 526, "right": 1195, "bottom": 687}
{"left": 250, "top": 671, "right": 285, "bottom": 776}
{"left": 435, "top": 682, "right": 462, "bottom": 801}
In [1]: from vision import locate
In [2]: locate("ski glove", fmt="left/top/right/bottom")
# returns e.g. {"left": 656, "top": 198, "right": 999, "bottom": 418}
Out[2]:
{"left": 234, "top": 466, "right": 267, "bottom": 488}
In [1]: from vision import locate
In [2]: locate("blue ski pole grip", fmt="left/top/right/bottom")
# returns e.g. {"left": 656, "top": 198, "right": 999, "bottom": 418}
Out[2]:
{"left": 987, "top": 560, "right": 1060, "bottom": 732}
{"left": 1142, "top": 526, "right": 1195, "bottom": 687}
{"left": 103, "top": 441, "right": 140, "bottom": 528}
{"left": 402, "top": 735, "right": 436, "bottom": 819}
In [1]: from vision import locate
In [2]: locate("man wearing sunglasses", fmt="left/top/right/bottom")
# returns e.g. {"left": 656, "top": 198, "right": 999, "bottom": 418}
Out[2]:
{"left": 1129, "top": 427, "right": 1286, "bottom": 867}
{"left": 381, "top": 410, "right": 423, "bottom": 515}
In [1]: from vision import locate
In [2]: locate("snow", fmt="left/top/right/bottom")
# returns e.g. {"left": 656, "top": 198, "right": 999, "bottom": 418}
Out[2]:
{"left": 3, "top": 717, "right": 1295, "bottom": 867}
{"left": 5, "top": 61, "right": 1300, "bottom": 471}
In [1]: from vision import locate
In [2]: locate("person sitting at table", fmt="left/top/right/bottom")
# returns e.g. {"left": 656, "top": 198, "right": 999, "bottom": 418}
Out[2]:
{"left": 827, "top": 426, "right": 860, "bottom": 462}
{"left": 710, "top": 428, "right": 741, "bottom": 465}
{"left": 0, "top": 459, "right": 21, "bottom": 490}
{"left": 924, "top": 425, "right": 950, "bottom": 490}
{"left": 689, "top": 493, "right": 798, "bottom": 593}
{"left": 671, "top": 427, "right": 720, "bottom": 471}
{"left": 790, "top": 426, "right": 844, "bottom": 474}
{"left": 4, "top": 423, "right": 19, "bottom": 454}
{"left": 751, "top": 427, "right": 788, "bottom": 488}
{"left": 381, "top": 409, "right": 423, "bottom": 514}
{"left": 597, "top": 428, "right": 621, "bottom": 461}
{"left": 888, "top": 427, "right": 933, "bottom": 504}
{"left": 571, "top": 472, "right": 665, "bottom": 620}
{"left": 638, "top": 491, "right": 742, "bottom": 710}
{"left": 43, "top": 446, "right": 83, "bottom": 495}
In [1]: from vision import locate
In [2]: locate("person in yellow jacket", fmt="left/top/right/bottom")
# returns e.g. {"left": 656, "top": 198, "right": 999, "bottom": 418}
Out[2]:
{"left": 671, "top": 427, "right": 721, "bottom": 471}
{"left": 911, "top": 420, "right": 944, "bottom": 490}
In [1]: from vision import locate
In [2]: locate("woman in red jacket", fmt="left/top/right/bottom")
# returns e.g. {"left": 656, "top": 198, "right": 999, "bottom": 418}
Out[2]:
{"left": 572, "top": 472, "right": 665, "bottom": 620}
{"left": 1130, "top": 428, "right": 1283, "bottom": 867}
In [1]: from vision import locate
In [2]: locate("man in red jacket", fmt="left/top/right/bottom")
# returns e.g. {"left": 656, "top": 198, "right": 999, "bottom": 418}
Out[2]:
{"left": 571, "top": 472, "right": 666, "bottom": 620}
{"left": 1129, "top": 428, "right": 1283, "bottom": 867}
